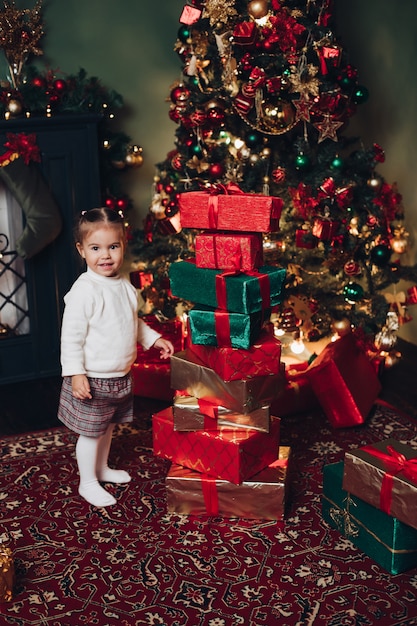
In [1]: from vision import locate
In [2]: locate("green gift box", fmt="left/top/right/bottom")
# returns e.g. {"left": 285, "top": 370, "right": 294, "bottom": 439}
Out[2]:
{"left": 322, "top": 461, "right": 417, "bottom": 575}
{"left": 169, "top": 261, "right": 286, "bottom": 314}
{"left": 188, "top": 305, "right": 266, "bottom": 349}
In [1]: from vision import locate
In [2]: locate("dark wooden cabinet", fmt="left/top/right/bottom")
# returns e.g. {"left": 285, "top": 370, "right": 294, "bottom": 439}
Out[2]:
{"left": 0, "top": 115, "right": 102, "bottom": 383}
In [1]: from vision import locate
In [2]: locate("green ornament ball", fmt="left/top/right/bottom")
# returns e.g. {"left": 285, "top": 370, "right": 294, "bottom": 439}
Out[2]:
{"left": 353, "top": 85, "right": 369, "bottom": 104}
{"left": 343, "top": 282, "right": 364, "bottom": 303}
{"left": 370, "top": 244, "right": 391, "bottom": 267}
{"left": 295, "top": 153, "right": 310, "bottom": 170}
{"left": 330, "top": 155, "right": 344, "bottom": 170}
{"left": 178, "top": 25, "right": 191, "bottom": 43}
{"left": 245, "top": 131, "right": 262, "bottom": 148}
{"left": 190, "top": 144, "right": 203, "bottom": 158}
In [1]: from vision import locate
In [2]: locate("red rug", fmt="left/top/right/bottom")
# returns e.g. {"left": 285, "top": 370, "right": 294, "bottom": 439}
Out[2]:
{"left": 2, "top": 402, "right": 417, "bottom": 625}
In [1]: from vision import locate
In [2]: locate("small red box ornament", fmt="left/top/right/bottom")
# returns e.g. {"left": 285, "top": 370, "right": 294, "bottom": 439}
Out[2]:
{"left": 233, "top": 21, "right": 258, "bottom": 46}
{"left": 312, "top": 216, "right": 340, "bottom": 241}
{"left": 179, "top": 5, "right": 202, "bottom": 25}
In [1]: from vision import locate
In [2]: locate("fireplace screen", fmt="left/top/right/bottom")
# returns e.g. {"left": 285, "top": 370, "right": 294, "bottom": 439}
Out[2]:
{"left": 0, "top": 183, "right": 30, "bottom": 337}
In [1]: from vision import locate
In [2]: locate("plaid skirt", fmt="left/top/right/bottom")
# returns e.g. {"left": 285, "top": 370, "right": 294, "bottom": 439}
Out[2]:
{"left": 58, "top": 374, "right": 133, "bottom": 437}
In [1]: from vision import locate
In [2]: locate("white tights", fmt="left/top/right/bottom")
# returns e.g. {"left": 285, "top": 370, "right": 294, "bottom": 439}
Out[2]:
{"left": 75, "top": 424, "right": 131, "bottom": 507}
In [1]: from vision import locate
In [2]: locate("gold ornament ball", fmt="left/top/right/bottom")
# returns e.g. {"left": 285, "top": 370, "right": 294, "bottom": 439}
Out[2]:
{"left": 367, "top": 174, "right": 382, "bottom": 191}
{"left": 125, "top": 146, "right": 144, "bottom": 168}
{"left": 391, "top": 235, "right": 408, "bottom": 255}
{"left": 331, "top": 318, "right": 351, "bottom": 336}
{"left": 247, "top": 0, "right": 269, "bottom": 19}
{"left": 7, "top": 98, "right": 22, "bottom": 116}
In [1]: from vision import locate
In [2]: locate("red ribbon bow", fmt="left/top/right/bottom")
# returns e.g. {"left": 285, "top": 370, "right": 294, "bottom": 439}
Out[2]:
{"left": 318, "top": 177, "right": 352, "bottom": 210}
{"left": 362, "top": 443, "right": 417, "bottom": 515}
{"left": 207, "top": 182, "right": 243, "bottom": 229}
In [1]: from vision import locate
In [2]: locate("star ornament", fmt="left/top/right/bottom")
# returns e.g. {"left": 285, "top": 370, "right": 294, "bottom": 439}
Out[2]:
{"left": 294, "top": 97, "right": 312, "bottom": 122}
{"left": 313, "top": 113, "right": 343, "bottom": 143}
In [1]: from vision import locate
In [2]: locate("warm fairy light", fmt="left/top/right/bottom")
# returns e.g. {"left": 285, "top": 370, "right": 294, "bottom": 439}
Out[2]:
{"left": 290, "top": 330, "right": 305, "bottom": 354}
{"left": 234, "top": 138, "right": 245, "bottom": 150}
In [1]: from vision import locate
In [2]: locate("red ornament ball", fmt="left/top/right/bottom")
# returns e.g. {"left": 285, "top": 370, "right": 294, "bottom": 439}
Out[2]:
{"left": 208, "top": 163, "right": 225, "bottom": 179}
{"left": 272, "top": 167, "right": 286, "bottom": 184}
{"left": 116, "top": 198, "right": 129, "bottom": 211}
{"left": 170, "top": 85, "right": 190, "bottom": 104}
{"left": 105, "top": 197, "right": 116, "bottom": 210}
{"left": 343, "top": 260, "right": 361, "bottom": 277}
{"left": 32, "top": 76, "right": 46, "bottom": 89}
{"left": 206, "top": 107, "right": 226, "bottom": 127}
{"left": 53, "top": 79, "right": 67, "bottom": 93}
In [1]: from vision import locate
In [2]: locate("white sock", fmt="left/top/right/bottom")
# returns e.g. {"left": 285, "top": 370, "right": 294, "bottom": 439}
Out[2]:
{"left": 96, "top": 424, "right": 131, "bottom": 484}
{"left": 76, "top": 435, "right": 116, "bottom": 507}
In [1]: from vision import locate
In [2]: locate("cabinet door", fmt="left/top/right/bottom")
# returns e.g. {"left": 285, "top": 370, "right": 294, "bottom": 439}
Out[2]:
{"left": 0, "top": 116, "right": 101, "bottom": 383}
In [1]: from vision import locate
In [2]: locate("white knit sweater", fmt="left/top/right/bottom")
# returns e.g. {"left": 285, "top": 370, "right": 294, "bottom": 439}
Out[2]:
{"left": 60, "top": 268, "right": 161, "bottom": 378}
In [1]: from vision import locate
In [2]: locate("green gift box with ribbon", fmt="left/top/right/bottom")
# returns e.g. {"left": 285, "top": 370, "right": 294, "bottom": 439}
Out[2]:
{"left": 188, "top": 305, "right": 266, "bottom": 349}
{"left": 322, "top": 461, "right": 417, "bottom": 574}
{"left": 169, "top": 260, "right": 286, "bottom": 314}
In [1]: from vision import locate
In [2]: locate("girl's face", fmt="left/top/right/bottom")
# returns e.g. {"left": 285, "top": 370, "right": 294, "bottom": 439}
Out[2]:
{"left": 76, "top": 225, "right": 125, "bottom": 278}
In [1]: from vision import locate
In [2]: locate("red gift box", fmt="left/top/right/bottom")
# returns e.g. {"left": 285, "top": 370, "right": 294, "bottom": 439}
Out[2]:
{"left": 312, "top": 217, "right": 340, "bottom": 241}
{"left": 178, "top": 184, "right": 282, "bottom": 233}
{"left": 136, "top": 315, "right": 185, "bottom": 363}
{"left": 342, "top": 439, "right": 417, "bottom": 531}
{"left": 270, "top": 362, "right": 319, "bottom": 416}
{"left": 165, "top": 446, "right": 291, "bottom": 520}
{"left": 153, "top": 406, "right": 280, "bottom": 484}
{"left": 129, "top": 271, "right": 153, "bottom": 289}
{"left": 295, "top": 228, "right": 317, "bottom": 249}
{"left": 187, "top": 328, "right": 281, "bottom": 382}
{"left": 173, "top": 394, "right": 270, "bottom": 432}
{"left": 132, "top": 361, "right": 174, "bottom": 401}
{"left": 194, "top": 231, "right": 263, "bottom": 271}
{"left": 306, "top": 333, "right": 382, "bottom": 428}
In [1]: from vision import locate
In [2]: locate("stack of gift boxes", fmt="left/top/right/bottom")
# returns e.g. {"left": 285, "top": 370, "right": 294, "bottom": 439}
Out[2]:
{"left": 322, "top": 439, "right": 417, "bottom": 574}
{"left": 151, "top": 186, "right": 292, "bottom": 520}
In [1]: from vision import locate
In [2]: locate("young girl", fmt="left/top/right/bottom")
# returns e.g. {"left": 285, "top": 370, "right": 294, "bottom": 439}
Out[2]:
{"left": 58, "top": 207, "right": 174, "bottom": 507}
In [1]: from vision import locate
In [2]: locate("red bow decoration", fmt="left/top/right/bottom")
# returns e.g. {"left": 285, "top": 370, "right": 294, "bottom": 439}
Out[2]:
{"left": 318, "top": 177, "right": 352, "bottom": 210}
{"left": 406, "top": 286, "right": 417, "bottom": 305}
{"left": 361, "top": 443, "right": 417, "bottom": 515}
{"left": 207, "top": 182, "right": 243, "bottom": 229}
{"left": 289, "top": 183, "right": 318, "bottom": 219}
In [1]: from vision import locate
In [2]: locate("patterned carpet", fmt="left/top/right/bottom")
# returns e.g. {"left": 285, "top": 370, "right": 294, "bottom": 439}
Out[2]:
{"left": 2, "top": 402, "right": 417, "bottom": 625}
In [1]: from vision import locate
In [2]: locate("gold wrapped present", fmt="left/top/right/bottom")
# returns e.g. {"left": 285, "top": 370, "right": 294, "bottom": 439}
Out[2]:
{"left": 166, "top": 447, "right": 291, "bottom": 520}
{"left": 171, "top": 350, "right": 285, "bottom": 414}
{"left": 173, "top": 395, "right": 270, "bottom": 432}
{"left": 0, "top": 544, "right": 14, "bottom": 603}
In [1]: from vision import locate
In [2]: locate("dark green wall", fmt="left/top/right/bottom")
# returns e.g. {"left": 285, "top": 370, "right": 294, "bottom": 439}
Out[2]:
{"left": 2, "top": 1, "right": 417, "bottom": 342}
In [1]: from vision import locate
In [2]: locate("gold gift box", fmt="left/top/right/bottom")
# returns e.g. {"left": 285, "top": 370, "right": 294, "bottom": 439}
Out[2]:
{"left": 171, "top": 350, "right": 285, "bottom": 414}
{"left": 342, "top": 438, "right": 417, "bottom": 531}
{"left": 166, "top": 446, "right": 291, "bottom": 520}
{"left": 173, "top": 395, "right": 270, "bottom": 432}
{"left": 0, "top": 544, "right": 14, "bottom": 603}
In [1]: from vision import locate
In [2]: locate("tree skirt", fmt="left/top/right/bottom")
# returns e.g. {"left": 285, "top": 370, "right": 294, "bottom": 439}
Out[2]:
{"left": 1, "top": 403, "right": 417, "bottom": 625}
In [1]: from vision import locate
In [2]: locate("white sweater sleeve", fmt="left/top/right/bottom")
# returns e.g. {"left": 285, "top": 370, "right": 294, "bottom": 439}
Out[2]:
{"left": 60, "top": 282, "right": 93, "bottom": 376}
{"left": 137, "top": 317, "right": 161, "bottom": 350}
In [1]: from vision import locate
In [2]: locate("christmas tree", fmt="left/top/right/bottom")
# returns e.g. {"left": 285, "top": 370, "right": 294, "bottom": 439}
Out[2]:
{"left": 132, "top": 0, "right": 417, "bottom": 354}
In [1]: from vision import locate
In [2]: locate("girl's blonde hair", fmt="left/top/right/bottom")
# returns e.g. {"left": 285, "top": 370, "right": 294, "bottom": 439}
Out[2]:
{"left": 75, "top": 207, "right": 125, "bottom": 243}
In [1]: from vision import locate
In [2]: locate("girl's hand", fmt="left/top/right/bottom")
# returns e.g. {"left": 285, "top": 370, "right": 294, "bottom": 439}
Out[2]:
{"left": 153, "top": 337, "right": 175, "bottom": 359}
{"left": 71, "top": 374, "right": 92, "bottom": 400}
